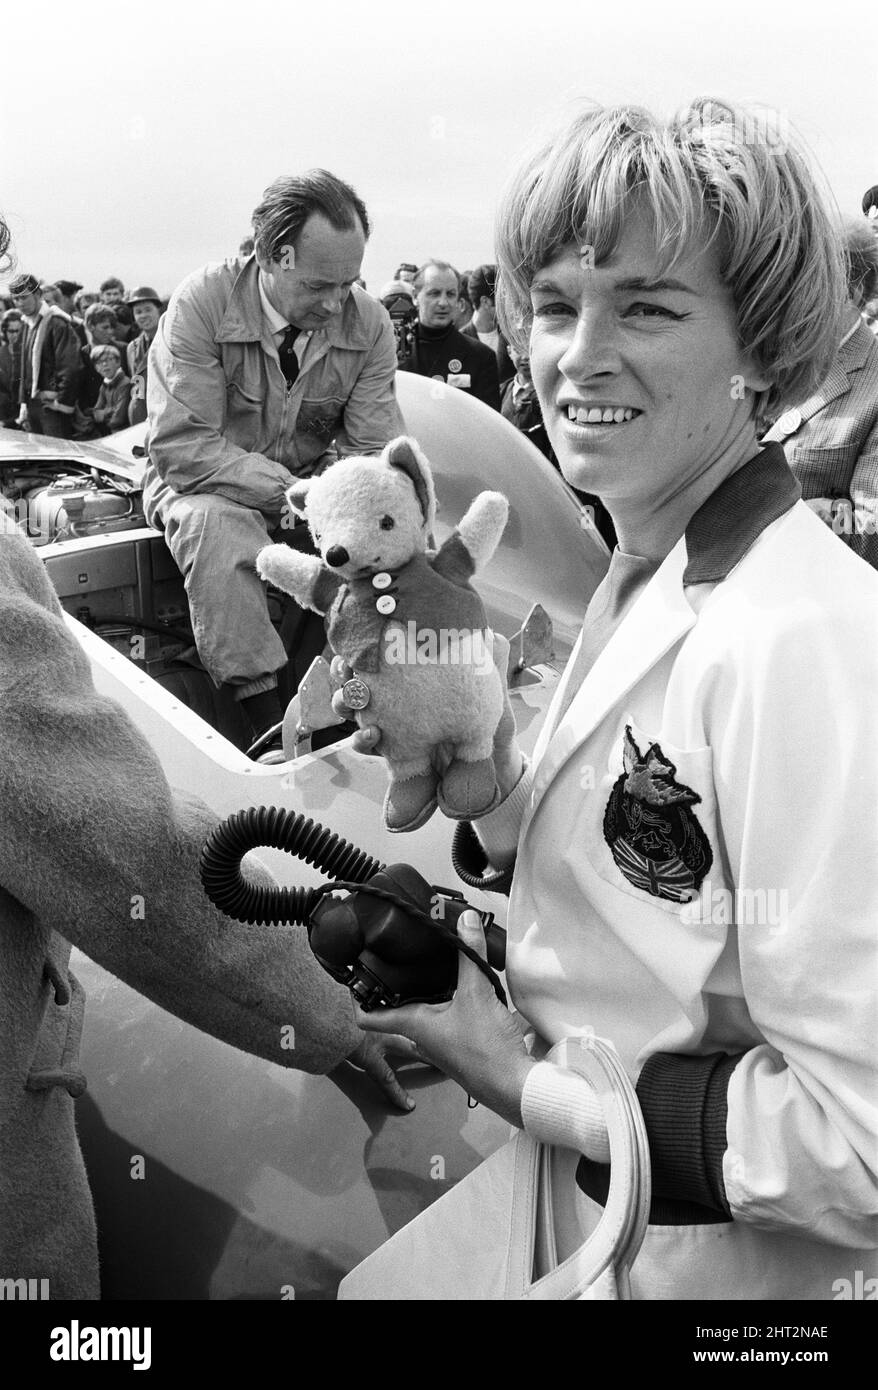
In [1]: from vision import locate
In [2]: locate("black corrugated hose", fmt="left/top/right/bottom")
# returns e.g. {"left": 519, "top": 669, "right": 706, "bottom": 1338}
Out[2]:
{"left": 199, "top": 806, "right": 383, "bottom": 926}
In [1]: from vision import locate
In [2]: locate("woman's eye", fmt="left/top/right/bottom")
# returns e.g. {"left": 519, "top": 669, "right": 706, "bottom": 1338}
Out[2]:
{"left": 626, "top": 302, "right": 686, "bottom": 320}
{"left": 379, "top": 515, "right": 395, "bottom": 531}
{"left": 532, "top": 301, "right": 575, "bottom": 319}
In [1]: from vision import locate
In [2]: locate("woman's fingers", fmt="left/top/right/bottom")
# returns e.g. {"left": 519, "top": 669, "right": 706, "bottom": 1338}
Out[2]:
{"left": 350, "top": 724, "right": 381, "bottom": 755}
{"left": 380, "top": 1033, "right": 429, "bottom": 1065}
{"left": 329, "top": 655, "right": 352, "bottom": 683}
{"left": 355, "top": 1000, "right": 436, "bottom": 1036}
{"left": 456, "top": 909, "right": 488, "bottom": 960}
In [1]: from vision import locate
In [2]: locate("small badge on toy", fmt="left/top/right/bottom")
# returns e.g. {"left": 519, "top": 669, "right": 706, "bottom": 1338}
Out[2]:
{"left": 342, "top": 677, "right": 371, "bottom": 710}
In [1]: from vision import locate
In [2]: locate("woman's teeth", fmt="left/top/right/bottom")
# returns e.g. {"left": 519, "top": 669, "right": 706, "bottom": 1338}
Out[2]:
{"left": 567, "top": 406, "right": 637, "bottom": 424}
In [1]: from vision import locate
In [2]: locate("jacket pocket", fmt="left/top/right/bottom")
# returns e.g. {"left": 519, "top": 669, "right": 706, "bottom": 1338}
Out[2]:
{"left": 592, "top": 717, "right": 720, "bottom": 918}
{"left": 785, "top": 445, "right": 856, "bottom": 496}
{"left": 297, "top": 395, "right": 346, "bottom": 440}
{"left": 227, "top": 380, "right": 263, "bottom": 408}
{"left": 225, "top": 380, "right": 266, "bottom": 451}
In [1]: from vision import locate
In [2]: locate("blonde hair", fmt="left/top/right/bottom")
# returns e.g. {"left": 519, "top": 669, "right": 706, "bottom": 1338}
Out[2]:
{"left": 495, "top": 98, "right": 846, "bottom": 416}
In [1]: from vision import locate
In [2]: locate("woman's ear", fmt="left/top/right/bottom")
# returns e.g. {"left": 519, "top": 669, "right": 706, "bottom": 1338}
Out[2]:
{"left": 739, "top": 349, "right": 773, "bottom": 395}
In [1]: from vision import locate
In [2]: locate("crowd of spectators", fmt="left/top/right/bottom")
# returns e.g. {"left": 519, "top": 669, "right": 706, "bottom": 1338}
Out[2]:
{"left": 0, "top": 274, "right": 164, "bottom": 438}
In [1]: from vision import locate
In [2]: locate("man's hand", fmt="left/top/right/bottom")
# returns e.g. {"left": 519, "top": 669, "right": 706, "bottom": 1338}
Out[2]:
{"left": 346, "top": 1031, "right": 424, "bottom": 1111}
{"left": 356, "top": 912, "right": 536, "bottom": 1127}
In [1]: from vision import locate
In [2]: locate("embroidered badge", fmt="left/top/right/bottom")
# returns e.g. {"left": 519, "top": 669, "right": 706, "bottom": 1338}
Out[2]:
{"left": 448, "top": 358, "right": 462, "bottom": 373}
{"left": 297, "top": 405, "right": 342, "bottom": 442}
{"left": 602, "top": 726, "right": 713, "bottom": 902}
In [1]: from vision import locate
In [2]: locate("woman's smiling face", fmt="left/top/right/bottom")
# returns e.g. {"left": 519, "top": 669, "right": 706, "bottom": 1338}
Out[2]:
{"left": 528, "top": 206, "right": 770, "bottom": 510}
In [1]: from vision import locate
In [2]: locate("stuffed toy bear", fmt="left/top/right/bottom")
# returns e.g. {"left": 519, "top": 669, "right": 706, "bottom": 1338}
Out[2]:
{"left": 256, "top": 436, "right": 509, "bottom": 832}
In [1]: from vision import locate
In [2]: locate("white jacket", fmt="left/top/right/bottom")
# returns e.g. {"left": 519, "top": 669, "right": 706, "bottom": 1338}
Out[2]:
{"left": 494, "top": 449, "right": 878, "bottom": 1298}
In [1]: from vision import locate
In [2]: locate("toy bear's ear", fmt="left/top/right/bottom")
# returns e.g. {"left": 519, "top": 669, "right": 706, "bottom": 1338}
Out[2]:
{"left": 285, "top": 479, "right": 311, "bottom": 517}
{"left": 385, "top": 436, "right": 437, "bottom": 528}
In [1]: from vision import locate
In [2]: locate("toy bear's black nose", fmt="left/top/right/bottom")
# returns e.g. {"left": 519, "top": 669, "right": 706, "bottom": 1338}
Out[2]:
{"left": 325, "top": 545, "right": 350, "bottom": 568}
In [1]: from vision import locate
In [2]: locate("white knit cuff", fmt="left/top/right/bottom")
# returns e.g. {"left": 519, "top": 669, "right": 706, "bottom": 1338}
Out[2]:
{"left": 520, "top": 1061, "right": 611, "bottom": 1164}
{"left": 472, "top": 761, "right": 533, "bottom": 868}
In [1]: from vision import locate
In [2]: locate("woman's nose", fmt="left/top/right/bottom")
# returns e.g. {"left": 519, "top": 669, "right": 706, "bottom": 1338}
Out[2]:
{"left": 557, "top": 309, "right": 621, "bottom": 382}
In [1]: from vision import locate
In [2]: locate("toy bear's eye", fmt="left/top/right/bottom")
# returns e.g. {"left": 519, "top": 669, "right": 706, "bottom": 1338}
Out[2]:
{"left": 379, "top": 515, "right": 395, "bottom": 531}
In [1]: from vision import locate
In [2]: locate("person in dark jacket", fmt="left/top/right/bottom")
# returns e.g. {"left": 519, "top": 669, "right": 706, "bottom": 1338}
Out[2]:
{"left": 90, "top": 345, "right": 131, "bottom": 433}
{"left": 461, "top": 263, "right": 514, "bottom": 388}
{"left": 125, "top": 285, "right": 163, "bottom": 426}
{"left": 0, "top": 308, "right": 24, "bottom": 426}
{"left": 80, "top": 302, "right": 129, "bottom": 410}
{"left": 9, "top": 273, "right": 83, "bottom": 438}
{"left": 399, "top": 259, "right": 501, "bottom": 410}
{"left": 52, "top": 280, "right": 86, "bottom": 344}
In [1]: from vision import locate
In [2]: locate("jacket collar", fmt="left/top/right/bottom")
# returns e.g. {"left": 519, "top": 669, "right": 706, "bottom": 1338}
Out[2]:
{"left": 683, "top": 442, "right": 800, "bottom": 583}
{"left": 215, "top": 257, "right": 373, "bottom": 351}
{"left": 523, "top": 442, "right": 801, "bottom": 822}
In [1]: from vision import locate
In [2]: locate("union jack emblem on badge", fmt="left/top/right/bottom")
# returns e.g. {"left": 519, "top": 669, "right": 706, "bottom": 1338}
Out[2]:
{"left": 602, "top": 726, "right": 713, "bottom": 902}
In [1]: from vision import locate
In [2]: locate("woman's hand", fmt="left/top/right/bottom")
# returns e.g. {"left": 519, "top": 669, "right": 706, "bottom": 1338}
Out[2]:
{"left": 356, "top": 912, "right": 536, "bottom": 1127}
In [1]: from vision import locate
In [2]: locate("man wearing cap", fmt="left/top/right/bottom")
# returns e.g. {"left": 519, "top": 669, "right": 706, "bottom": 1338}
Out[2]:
{"left": 9, "top": 274, "right": 83, "bottom": 439}
{"left": 125, "top": 287, "right": 163, "bottom": 426}
{"left": 143, "top": 169, "right": 404, "bottom": 751}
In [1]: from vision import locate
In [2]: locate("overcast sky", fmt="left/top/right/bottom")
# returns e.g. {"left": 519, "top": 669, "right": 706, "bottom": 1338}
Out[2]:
{"left": 1, "top": 0, "right": 874, "bottom": 298}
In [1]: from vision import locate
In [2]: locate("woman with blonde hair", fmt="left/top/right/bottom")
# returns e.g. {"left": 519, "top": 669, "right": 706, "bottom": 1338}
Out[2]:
{"left": 357, "top": 98, "right": 878, "bottom": 1300}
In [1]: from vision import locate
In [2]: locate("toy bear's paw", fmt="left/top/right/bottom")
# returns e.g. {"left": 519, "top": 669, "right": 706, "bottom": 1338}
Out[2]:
{"left": 384, "top": 770, "right": 440, "bottom": 833}
{"left": 256, "top": 544, "right": 323, "bottom": 601}
{"left": 437, "top": 756, "right": 499, "bottom": 820}
{"left": 457, "top": 492, "right": 509, "bottom": 569}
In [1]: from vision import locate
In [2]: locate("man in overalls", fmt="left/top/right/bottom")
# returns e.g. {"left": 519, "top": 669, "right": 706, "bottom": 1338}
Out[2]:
{"left": 143, "top": 169, "right": 404, "bottom": 749}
